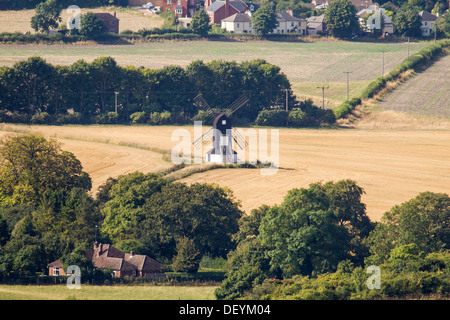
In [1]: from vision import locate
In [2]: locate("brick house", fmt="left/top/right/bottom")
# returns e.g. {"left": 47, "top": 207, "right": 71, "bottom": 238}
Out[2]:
{"left": 94, "top": 12, "right": 120, "bottom": 34}
{"left": 161, "top": 0, "right": 197, "bottom": 17}
{"left": 48, "top": 242, "right": 163, "bottom": 278}
{"left": 205, "top": 0, "right": 248, "bottom": 24}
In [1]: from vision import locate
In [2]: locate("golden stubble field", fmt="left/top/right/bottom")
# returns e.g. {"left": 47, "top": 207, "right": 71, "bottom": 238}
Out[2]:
{"left": 1, "top": 123, "right": 449, "bottom": 222}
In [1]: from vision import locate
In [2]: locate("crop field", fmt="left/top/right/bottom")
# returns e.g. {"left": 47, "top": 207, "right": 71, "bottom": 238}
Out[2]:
{"left": 0, "top": 284, "right": 217, "bottom": 300}
{"left": 0, "top": 7, "right": 164, "bottom": 34}
{"left": 377, "top": 53, "right": 450, "bottom": 117}
{"left": 0, "top": 40, "right": 430, "bottom": 105}
{"left": 1, "top": 123, "right": 449, "bottom": 222}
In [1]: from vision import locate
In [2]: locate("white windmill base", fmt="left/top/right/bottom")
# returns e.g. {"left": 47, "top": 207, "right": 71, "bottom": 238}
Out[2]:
{"left": 206, "top": 149, "right": 238, "bottom": 164}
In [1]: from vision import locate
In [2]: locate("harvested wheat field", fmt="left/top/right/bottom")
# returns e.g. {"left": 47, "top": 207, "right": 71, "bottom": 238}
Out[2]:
{"left": 1, "top": 123, "right": 449, "bottom": 222}
{"left": 376, "top": 53, "right": 450, "bottom": 118}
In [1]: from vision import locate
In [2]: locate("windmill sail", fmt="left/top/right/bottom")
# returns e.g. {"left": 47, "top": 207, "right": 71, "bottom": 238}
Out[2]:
{"left": 225, "top": 93, "right": 249, "bottom": 117}
{"left": 232, "top": 128, "right": 248, "bottom": 150}
{"left": 193, "top": 93, "right": 217, "bottom": 121}
{"left": 193, "top": 127, "right": 214, "bottom": 149}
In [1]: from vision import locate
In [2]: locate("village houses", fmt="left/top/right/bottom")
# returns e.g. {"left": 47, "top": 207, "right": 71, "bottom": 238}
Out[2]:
{"left": 48, "top": 242, "right": 163, "bottom": 278}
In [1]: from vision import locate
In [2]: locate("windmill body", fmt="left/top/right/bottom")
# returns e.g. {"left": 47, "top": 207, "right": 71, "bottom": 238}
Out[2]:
{"left": 193, "top": 94, "right": 249, "bottom": 164}
{"left": 207, "top": 113, "right": 237, "bottom": 164}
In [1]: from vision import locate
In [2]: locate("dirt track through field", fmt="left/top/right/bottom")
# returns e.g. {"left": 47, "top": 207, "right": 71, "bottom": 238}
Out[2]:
{"left": 1, "top": 124, "right": 449, "bottom": 222}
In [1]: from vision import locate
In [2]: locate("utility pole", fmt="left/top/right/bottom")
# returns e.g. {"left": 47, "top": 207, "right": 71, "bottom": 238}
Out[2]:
{"left": 407, "top": 37, "right": 410, "bottom": 58}
{"left": 317, "top": 85, "right": 328, "bottom": 109}
{"left": 284, "top": 88, "right": 290, "bottom": 126}
{"left": 343, "top": 71, "right": 352, "bottom": 101}
{"left": 114, "top": 91, "right": 119, "bottom": 123}
{"left": 381, "top": 51, "right": 385, "bottom": 77}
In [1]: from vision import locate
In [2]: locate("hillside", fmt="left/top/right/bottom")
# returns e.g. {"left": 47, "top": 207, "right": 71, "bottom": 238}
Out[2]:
{"left": 1, "top": 124, "right": 449, "bottom": 222}
{"left": 376, "top": 53, "right": 450, "bottom": 118}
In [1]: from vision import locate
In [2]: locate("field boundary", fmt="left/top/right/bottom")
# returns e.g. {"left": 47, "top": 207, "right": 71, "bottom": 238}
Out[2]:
{"left": 333, "top": 40, "right": 450, "bottom": 122}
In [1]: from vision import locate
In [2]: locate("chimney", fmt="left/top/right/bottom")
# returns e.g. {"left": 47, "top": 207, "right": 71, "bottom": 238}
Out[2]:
{"left": 114, "top": 11, "right": 116, "bottom": 17}
{"left": 130, "top": 251, "right": 134, "bottom": 257}
{"left": 225, "top": 0, "right": 230, "bottom": 18}
{"left": 287, "top": 9, "right": 294, "bottom": 17}
{"left": 97, "top": 243, "right": 102, "bottom": 256}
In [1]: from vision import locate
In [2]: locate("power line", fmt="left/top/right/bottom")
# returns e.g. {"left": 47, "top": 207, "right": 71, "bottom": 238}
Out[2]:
{"left": 316, "top": 85, "right": 328, "bottom": 109}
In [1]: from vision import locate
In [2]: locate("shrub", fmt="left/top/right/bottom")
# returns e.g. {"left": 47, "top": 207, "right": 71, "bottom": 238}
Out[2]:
{"left": 94, "top": 112, "right": 118, "bottom": 124}
{"left": 255, "top": 109, "right": 288, "bottom": 127}
{"left": 130, "top": 111, "right": 147, "bottom": 124}
{"left": 148, "top": 111, "right": 171, "bottom": 125}
{"left": 31, "top": 112, "right": 52, "bottom": 124}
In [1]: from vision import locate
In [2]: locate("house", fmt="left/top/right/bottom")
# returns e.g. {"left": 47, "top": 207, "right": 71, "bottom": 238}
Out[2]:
{"left": 245, "top": 2, "right": 260, "bottom": 16}
{"left": 94, "top": 12, "right": 120, "bottom": 34}
{"left": 419, "top": 11, "right": 438, "bottom": 37}
{"left": 310, "top": 0, "right": 374, "bottom": 11}
{"left": 357, "top": 5, "right": 395, "bottom": 34}
{"left": 306, "top": 14, "right": 326, "bottom": 35}
{"left": 205, "top": 0, "right": 248, "bottom": 24}
{"left": 48, "top": 242, "right": 164, "bottom": 278}
{"left": 221, "top": 12, "right": 253, "bottom": 33}
{"left": 273, "top": 11, "right": 307, "bottom": 35}
{"left": 161, "top": 0, "right": 197, "bottom": 17}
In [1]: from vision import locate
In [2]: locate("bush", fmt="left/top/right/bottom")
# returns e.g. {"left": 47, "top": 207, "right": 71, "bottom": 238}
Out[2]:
{"left": 148, "top": 111, "right": 171, "bottom": 125}
{"left": 130, "top": 111, "right": 147, "bottom": 124}
{"left": 31, "top": 112, "right": 52, "bottom": 124}
{"left": 255, "top": 110, "right": 288, "bottom": 127}
{"left": 56, "top": 111, "right": 82, "bottom": 124}
{"left": 94, "top": 112, "right": 118, "bottom": 124}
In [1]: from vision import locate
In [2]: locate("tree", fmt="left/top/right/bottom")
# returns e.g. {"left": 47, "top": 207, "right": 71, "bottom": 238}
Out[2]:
{"left": 365, "top": 191, "right": 450, "bottom": 264}
{"left": 251, "top": 3, "right": 278, "bottom": 36}
{"left": 437, "top": 12, "right": 450, "bottom": 38}
{"left": 79, "top": 12, "right": 106, "bottom": 38}
{"left": 259, "top": 180, "right": 373, "bottom": 277}
{"left": 172, "top": 237, "right": 201, "bottom": 273}
{"left": 190, "top": 9, "right": 211, "bottom": 36}
{"left": 137, "top": 182, "right": 243, "bottom": 262}
{"left": 393, "top": 4, "right": 422, "bottom": 37}
{"left": 0, "top": 133, "right": 92, "bottom": 206}
{"left": 30, "top": 0, "right": 62, "bottom": 33}
{"left": 324, "top": 0, "right": 360, "bottom": 38}
{"left": 100, "top": 172, "right": 168, "bottom": 242}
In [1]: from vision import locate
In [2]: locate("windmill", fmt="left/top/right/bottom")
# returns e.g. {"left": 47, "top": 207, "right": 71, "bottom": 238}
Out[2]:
{"left": 192, "top": 93, "right": 249, "bottom": 164}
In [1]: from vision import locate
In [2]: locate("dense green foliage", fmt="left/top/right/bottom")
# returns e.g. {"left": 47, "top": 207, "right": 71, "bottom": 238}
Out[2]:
{"left": 30, "top": 0, "right": 62, "bottom": 33}
{"left": 392, "top": 4, "right": 422, "bottom": 37}
{"left": 252, "top": 3, "right": 278, "bottom": 36}
{"left": 324, "top": 0, "right": 360, "bottom": 38}
{"left": 0, "top": 134, "right": 243, "bottom": 279}
{"left": 215, "top": 181, "right": 450, "bottom": 300}
{"left": 189, "top": 9, "right": 211, "bottom": 37}
{"left": 0, "top": 57, "right": 323, "bottom": 126}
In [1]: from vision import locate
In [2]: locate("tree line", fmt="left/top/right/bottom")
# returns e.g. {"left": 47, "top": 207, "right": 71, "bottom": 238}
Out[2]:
{"left": 0, "top": 56, "right": 335, "bottom": 127}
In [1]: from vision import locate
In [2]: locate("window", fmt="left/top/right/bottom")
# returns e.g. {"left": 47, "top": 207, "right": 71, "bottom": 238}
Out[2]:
{"left": 167, "top": 0, "right": 171, "bottom": 4}
{"left": 249, "top": 22, "right": 252, "bottom": 27}
{"left": 291, "top": 22, "right": 294, "bottom": 26}
{"left": 177, "top": 0, "right": 181, "bottom": 5}
{"left": 176, "top": 8, "right": 182, "bottom": 14}
{"left": 237, "top": 23, "right": 240, "bottom": 28}
{"left": 110, "top": 20, "right": 115, "bottom": 25}
{"left": 53, "top": 267, "right": 60, "bottom": 276}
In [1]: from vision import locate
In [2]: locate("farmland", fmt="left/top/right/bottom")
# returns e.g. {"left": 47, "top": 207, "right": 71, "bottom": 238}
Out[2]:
{"left": 0, "top": 40, "right": 430, "bottom": 106}
{"left": 0, "top": 284, "right": 216, "bottom": 300}
{"left": 377, "top": 53, "right": 450, "bottom": 117}
{"left": 1, "top": 123, "right": 449, "bottom": 222}
{"left": 0, "top": 7, "right": 164, "bottom": 34}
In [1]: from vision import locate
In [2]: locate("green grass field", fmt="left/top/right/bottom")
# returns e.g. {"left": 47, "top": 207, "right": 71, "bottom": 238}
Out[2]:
{"left": 0, "top": 40, "right": 431, "bottom": 106}
{"left": 0, "top": 284, "right": 217, "bottom": 300}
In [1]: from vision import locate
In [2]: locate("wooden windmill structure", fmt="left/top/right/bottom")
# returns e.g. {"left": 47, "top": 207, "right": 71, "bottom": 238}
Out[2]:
{"left": 193, "top": 93, "right": 249, "bottom": 164}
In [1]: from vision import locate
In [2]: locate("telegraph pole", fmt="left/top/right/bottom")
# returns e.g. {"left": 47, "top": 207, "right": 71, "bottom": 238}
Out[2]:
{"left": 284, "top": 88, "right": 290, "bottom": 126}
{"left": 114, "top": 91, "right": 119, "bottom": 123}
{"left": 381, "top": 51, "right": 385, "bottom": 77}
{"left": 407, "top": 37, "right": 410, "bottom": 58}
{"left": 317, "top": 85, "right": 328, "bottom": 109}
{"left": 343, "top": 71, "right": 352, "bottom": 101}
